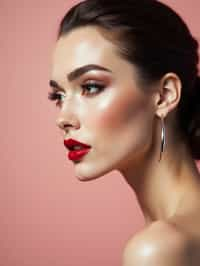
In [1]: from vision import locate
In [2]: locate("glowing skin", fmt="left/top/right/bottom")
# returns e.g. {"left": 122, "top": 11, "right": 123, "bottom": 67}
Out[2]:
{"left": 50, "top": 26, "right": 156, "bottom": 181}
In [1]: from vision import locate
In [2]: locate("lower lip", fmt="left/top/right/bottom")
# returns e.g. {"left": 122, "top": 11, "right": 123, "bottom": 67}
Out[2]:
{"left": 67, "top": 148, "right": 91, "bottom": 161}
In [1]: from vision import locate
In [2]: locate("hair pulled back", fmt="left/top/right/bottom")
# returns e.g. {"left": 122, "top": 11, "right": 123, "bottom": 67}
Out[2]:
{"left": 57, "top": 0, "right": 200, "bottom": 159}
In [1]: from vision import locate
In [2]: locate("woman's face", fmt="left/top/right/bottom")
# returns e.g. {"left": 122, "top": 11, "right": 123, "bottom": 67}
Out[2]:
{"left": 50, "top": 26, "right": 156, "bottom": 181}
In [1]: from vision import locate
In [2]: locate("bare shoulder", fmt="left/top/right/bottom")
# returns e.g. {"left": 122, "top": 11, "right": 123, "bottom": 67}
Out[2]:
{"left": 122, "top": 220, "right": 200, "bottom": 266}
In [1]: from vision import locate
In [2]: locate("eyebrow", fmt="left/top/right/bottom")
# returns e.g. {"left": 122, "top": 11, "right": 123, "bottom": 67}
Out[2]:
{"left": 49, "top": 64, "right": 112, "bottom": 90}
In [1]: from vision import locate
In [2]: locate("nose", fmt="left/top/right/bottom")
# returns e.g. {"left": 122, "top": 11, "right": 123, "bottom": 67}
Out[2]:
{"left": 56, "top": 116, "right": 80, "bottom": 132}
{"left": 56, "top": 112, "right": 80, "bottom": 133}
{"left": 55, "top": 92, "right": 81, "bottom": 135}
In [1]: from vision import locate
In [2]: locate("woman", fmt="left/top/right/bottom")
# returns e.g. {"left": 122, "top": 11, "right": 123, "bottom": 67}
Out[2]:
{"left": 48, "top": 0, "right": 200, "bottom": 265}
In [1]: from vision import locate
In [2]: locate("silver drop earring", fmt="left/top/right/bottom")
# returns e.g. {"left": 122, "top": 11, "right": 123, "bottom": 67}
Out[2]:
{"left": 159, "top": 116, "right": 166, "bottom": 162}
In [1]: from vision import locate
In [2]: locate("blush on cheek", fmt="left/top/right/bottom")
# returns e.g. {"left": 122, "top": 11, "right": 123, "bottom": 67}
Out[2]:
{"left": 93, "top": 90, "right": 147, "bottom": 132}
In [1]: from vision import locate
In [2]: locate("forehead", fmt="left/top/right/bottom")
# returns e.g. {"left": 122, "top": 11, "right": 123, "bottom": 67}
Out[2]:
{"left": 51, "top": 26, "right": 121, "bottom": 79}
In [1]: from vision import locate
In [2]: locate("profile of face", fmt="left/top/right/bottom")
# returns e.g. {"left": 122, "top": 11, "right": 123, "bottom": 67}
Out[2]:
{"left": 50, "top": 26, "right": 157, "bottom": 181}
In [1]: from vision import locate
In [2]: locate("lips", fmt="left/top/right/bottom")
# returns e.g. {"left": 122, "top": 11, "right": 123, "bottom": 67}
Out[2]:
{"left": 64, "top": 138, "right": 91, "bottom": 161}
{"left": 64, "top": 138, "right": 91, "bottom": 150}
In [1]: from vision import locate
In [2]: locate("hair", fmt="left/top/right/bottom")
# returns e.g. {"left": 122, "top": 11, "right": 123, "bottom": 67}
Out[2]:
{"left": 56, "top": 0, "right": 200, "bottom": 159}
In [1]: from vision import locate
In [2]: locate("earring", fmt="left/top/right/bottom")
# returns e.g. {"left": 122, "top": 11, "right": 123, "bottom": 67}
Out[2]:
{"left": 159, "top": 116, "right": 166, "bottom": 162}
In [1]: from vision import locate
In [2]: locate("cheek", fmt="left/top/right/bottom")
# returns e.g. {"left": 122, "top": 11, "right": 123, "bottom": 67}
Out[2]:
{"left": 82, "top": 87, "right": 154, "bottom": 172}
{"left": 87, "top": 88, "right": 148, "bottom": 136}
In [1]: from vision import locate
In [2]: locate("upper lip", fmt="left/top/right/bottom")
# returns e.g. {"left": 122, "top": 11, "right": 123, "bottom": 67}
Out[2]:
{"left": 64, "top": 138, "right": 91, "bottom": 150}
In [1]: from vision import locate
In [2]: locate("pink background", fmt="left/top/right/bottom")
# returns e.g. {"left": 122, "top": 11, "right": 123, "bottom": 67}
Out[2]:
{"left": 0, "top": 1, "right": 200, "bottom": 265}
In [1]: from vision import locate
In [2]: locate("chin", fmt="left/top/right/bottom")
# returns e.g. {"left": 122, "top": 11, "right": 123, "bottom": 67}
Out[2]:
{"left": 74, "top": 162, "right": 115, "bottom": 182}
{"left": 75, "top": 174, "right": 101, "bottom": 182}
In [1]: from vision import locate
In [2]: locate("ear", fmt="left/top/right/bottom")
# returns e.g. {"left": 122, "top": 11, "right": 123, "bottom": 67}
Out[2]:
{"left": 154, "top": 73, "right": 182, "bottom": 119}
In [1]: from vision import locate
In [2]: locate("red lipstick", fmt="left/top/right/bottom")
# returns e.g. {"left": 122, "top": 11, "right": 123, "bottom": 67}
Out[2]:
{"left": 64, "top": 138, "right": 91, "bottom": 161}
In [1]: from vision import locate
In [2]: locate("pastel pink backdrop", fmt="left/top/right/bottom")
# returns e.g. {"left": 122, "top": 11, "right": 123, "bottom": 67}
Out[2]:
{"left": 0, "top": 1, "right": 199, "bottom": 265}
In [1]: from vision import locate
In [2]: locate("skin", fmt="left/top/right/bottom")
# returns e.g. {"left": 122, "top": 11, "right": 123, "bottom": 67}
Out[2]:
{"left": 50, "top": 25, "right": 200, "bottom": 264}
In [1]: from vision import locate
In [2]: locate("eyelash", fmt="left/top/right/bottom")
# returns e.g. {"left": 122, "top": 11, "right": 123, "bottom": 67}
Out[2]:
{"left": 48, "top": 83, "right": 105, "bottom": 106}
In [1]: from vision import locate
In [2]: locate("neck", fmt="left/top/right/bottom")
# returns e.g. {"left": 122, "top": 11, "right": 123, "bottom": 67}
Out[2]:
{"left": 118, "top": 117, "right": 200, "bottom": 226}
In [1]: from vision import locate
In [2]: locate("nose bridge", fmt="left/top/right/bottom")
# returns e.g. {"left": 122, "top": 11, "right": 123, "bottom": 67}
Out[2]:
{"left": 56, "top": 94, "right": 80, "bottom": 130}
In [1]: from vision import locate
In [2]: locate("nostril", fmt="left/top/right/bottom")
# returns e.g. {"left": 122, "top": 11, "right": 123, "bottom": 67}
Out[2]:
{"left": 56, "top": 116, "right": 80, "bottom": 130}
{"left": 56, "top": 118, "right": 69, "bottom": 129}
{"left": 56, "top": 120, "right": 80, "bottom": 132}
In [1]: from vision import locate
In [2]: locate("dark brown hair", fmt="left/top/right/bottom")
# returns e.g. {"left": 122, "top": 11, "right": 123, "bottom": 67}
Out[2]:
{"left": 57, "top": 0, "right": 200, "bottom": 159}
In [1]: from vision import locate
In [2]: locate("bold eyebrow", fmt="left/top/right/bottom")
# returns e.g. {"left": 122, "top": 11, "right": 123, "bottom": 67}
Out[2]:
{"left": 67, "top": 64, "right": 112, "bottom": 82}
{"left": 49, "top": 80, "right": 65, "bottom": 91}
{"left": 49, "top": 64, "right": 112, "bottom": 90}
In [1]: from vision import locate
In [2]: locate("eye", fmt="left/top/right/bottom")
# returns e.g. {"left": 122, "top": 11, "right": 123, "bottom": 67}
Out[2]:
{"left": 48, "top": 91, "right": 66, "bottom": 107}
{"left": 81, "top": 82, "right": 105, "bottom": 96}
{"left": 48, "top": 82, "right": 105, "bottom": 106}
